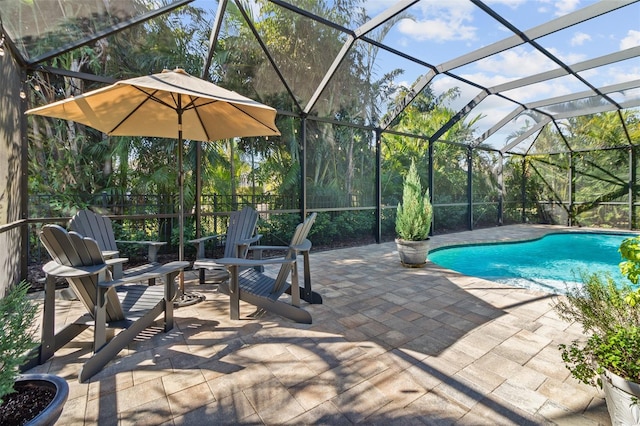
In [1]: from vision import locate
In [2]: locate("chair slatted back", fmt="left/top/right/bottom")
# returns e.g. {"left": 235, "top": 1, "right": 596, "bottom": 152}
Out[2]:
{"left": 40, "top": 224, "right": 125, "bottom": 322}
{"left": 224, "top": 206, "right": 259, "bottom": 258}
{"left": 69, "top": 210, "right": 119, "bottom": 253}
{"left": 272, "top": 213, "right": 317, "bottom": 293}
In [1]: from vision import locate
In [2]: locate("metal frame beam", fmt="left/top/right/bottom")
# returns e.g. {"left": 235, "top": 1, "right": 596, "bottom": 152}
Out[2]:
{"left": 430, "top": 91, "right": 489, "bottom": 143}
{"left": 202, "top": 0, "right": 228, "bottom": 80}
{"left": 26, "top": 1, "right": 193, "bottom": 66}
{"left": 501, "top": 118, "right": 552, "bottom": 154}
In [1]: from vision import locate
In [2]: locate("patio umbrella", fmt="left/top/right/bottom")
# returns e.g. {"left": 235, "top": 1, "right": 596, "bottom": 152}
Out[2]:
{"left": 26, "top": 68, "right": 280, "bottom": 301}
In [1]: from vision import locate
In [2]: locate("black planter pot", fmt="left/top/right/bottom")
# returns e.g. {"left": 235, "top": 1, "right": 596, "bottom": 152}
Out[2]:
{"left": 16, "top": 374, "right": 69, "bottom": 426}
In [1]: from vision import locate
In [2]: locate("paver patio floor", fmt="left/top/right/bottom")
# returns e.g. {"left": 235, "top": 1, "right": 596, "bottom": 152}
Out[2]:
{"left": 26, "top": 224, "right": 618, "bottom": 425}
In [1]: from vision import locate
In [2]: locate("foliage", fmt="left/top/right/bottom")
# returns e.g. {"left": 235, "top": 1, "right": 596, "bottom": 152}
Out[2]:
{"left": 27, "top": 4, "right": 209, "bottom": 224}
{"left": 619, "top": 236, "right": 640, "bottom": 284}
{"left": 0, "top": 282, "right": 39, "bottom": 405}
{"left": 395, "top": 160, "right": 432, "bottom": 241}
{"left": 555, "top": 273, "right": 640, "bottom": 341}
{"left": 310, "top": 211, "right": 375, "bottom": 245}
{"left": 559, "top": 325, "right": 640, "bottom": 388}
{"left": 618, "top": 236, "right": 640, "bottom": 306}
{"left": 512, "top": 111, "right": 640, "bottom": 227}
{"left": 257, "top": 214, "right": 301, "bottom": 246}
{"left": 258, "top": 211, "right": 375, "bottom": 247}
{"left": 20, "top": 0, "right": 640, "bottom": 243}
{"left": 553, "top": 240, "right": 640, "bottom": 389}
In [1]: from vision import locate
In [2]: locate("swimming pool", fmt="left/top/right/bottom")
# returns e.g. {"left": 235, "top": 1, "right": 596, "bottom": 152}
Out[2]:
{"left": 428, "top": 232, "right": 637, "bottom": 294}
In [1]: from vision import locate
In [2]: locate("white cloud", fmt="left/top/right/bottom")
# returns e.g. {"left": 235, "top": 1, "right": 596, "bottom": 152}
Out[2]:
{"left": 398, "top": 18, "right": 476, "bottom": 43}
{"left": 602, "top": 67, "right": 640, "bottom": 87}
{"left": 545, "top": 47, "right": 587, "bottom": 66}
{"left": 453, "top": 72, "right": 512, "bottom": 89}
{"left": 483, "top": 0, "right": 528, "bottom": 8}
{"left": 570, "top": 32, "right": 591, "bottom": 46}
{"left": 470, "top": 46, "right": 586, "bottom": 80}
{"left": 554, "top": 0, "right": 581, "bottom": 16}
{"left": 449, "top": 70, "right": 572, "bottom": 105}
{"left": 475, "top": 47, "right": 557, "bottom": 77}
{"left": 364, "top": 0, "right": 398, "bottom": 17}
{"left": 620, "top": 30, "right": 640, "bottom": 50}
{"left": 396, "top": 1, "right": 477, "bottom": 43}
{"left": 537, "top": 0, "right": 553, "bottom": 14}
{"left": 501, "top": 80, "right": 574, "bottom": 103}
{"left": 577, "top": 68, "right": 598, "bottom": 80}
{"left": 396, "top": 37, "right": 409, "bottom": 48}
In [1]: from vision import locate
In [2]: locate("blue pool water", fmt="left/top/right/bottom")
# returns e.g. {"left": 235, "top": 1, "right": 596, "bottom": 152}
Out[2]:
{"left": 428, "top": 232, "right": 637, "bottom": 294}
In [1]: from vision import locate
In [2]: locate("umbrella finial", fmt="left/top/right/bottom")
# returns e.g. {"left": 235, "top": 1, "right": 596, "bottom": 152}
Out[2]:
{"left": 161, "top": 68, "right": 188, "bottom": 75}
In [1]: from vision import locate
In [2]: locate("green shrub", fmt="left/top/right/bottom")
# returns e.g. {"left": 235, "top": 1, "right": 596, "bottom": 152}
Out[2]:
{"left": 0, "top": 282, "right": 39, "bottom": 404}
{"left": 559, "top": 324, "right": 640, "bottom": 387}
{"left": 619, "top": 235, "right": 640, "bottom": 306}
{"left": 395, "top": 160, "right": 432, "bottom": 241}
{"left": 553, "top": 236, "right": 640, "bottom": 389}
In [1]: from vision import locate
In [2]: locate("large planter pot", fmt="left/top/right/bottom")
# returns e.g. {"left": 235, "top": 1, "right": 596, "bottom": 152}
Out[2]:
{"left": 395, "top": 238, "right": 430, "bottom": 268}
{"left": 10, "top": 374, "right": 69, "bottom": 426}
{"left": 601, "top": 369, "right": 640, "bottom": 426}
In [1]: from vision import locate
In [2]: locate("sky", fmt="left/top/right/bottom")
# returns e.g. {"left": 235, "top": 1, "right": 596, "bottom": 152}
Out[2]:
{"left": 192, "top": 0, "right": 640, "bottom": 149}
{"left": 359, "top": 0, "right": 640, "bottom": 148}
{"left": 6, "top": 0, "right": 636, "bottom": 151}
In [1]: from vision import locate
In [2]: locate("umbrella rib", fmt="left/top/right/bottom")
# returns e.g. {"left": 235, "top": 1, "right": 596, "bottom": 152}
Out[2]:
{"left": 138, "top": 87, "right": 180, "bottom": 110}
{"left": 189, "top": 97, "right": 215, "bottom": 141}
{"left": 227, "top": 103, "right": 280, "bottom": 134}
{"left": 109, "top": 87, "right": 178, "bottom": 134}
{"left": 109, "top": 85, "right": 277, "bottom": 139}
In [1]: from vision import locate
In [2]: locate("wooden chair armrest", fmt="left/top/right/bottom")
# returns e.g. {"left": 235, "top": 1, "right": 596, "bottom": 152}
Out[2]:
{"left": 104, "top": 257, "right": 129, "bottom": 279}
{"left": 115, "top": 240, "right": 167, "bottom": 263}
{"left": 248, "top": 245, "right": 288, "bottom": 252}
{"left": 102, "top": 250, "right": 120, "bottom": 260}
{"left": 99, "top": 261, "right": 189, "bottom": 288}
{"left": 115, "top": 240, "right": 166, "bottom": 247}
{"left": 43, "top": 261, "right": 109, "bottom": 278}
{"left": 105, "top": 257, "right": 128, "bottom": 267}
{"left": 248, "top": 239, "right": 311, "bottom": 258}
{"left": 248, "top": 239, "right": 311, "bottom": 253}
{"left": 188, "top": 234, "right": 225, "bottom": 259}
{"left": 214, "top": 257, "right": 296, "bottom": 268}
{"left": 237, "top": 234, "right": 262, "bottom": 246}
{"left": 291, "top": 239, "right": 312, "bottom": 252}
{"left": 188, "top": 234, "right": 224, "bottom": 245}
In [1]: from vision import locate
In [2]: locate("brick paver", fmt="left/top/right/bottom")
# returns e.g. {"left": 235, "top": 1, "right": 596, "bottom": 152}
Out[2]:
{"left": 28, "top": 224, "right": 613, "bottom": 425}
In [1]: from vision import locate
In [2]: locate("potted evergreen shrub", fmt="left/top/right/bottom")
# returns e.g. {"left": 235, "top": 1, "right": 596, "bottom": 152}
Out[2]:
{"left": 553, "top": 236, "right": 640, "bottom": 426}
{"left": 0, "top": 281, "right": 69, "bottom": 425}
{"left": 395, "top": 160, "right": 433, "bottom": 267}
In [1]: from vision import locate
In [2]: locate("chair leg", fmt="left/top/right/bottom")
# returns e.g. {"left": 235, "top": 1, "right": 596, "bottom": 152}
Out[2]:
{"left": 229, "top": 265, "right": 240, "bottom": 320}
{"left": 285, "top": 250, "right": 322, "bottom": 304}
{"left": 164, "top": 271, "right": 178, "bottom": 331}
{"left": 291, "top": 265, "right": 300, "bottom": 307}
{"left": 93, "top": 288, "right": 108, "bottom": 352}
{"left": 40, "top": 274, "right": 57, "bottom": 362}
{"left": 240, "top": 291, "right": 312, "bottom": 324}
{"left": 79, "top": 303, "right": 165, "bottom": 383}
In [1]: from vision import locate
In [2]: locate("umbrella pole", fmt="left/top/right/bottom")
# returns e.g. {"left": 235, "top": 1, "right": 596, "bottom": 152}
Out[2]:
{"left": 175, "top": 107, "right": 205, "bottom": 308}
{"left": 178, "top": 125, "right": 185, "bottom": 294}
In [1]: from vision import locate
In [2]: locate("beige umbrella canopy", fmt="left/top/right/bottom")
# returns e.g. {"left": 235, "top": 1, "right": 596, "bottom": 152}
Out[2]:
{"left": 26, "top": 68, "right": 280, "bottom": 140}
{"left": 27, "top": 68, "right": 280, "bottom": 300}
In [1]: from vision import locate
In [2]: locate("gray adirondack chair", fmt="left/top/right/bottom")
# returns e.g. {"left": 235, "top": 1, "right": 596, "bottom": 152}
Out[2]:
{"left": 190, "top": 206, "right": 261, "bottom": 284}
{"left": 35, "top": 224, "right": 188, "bottom": 382}
{"left": 215, "top": 213, "right": 317, "bottom": 324}
{"left": 69, "top": 209, "right": 167, "bottom": 278}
